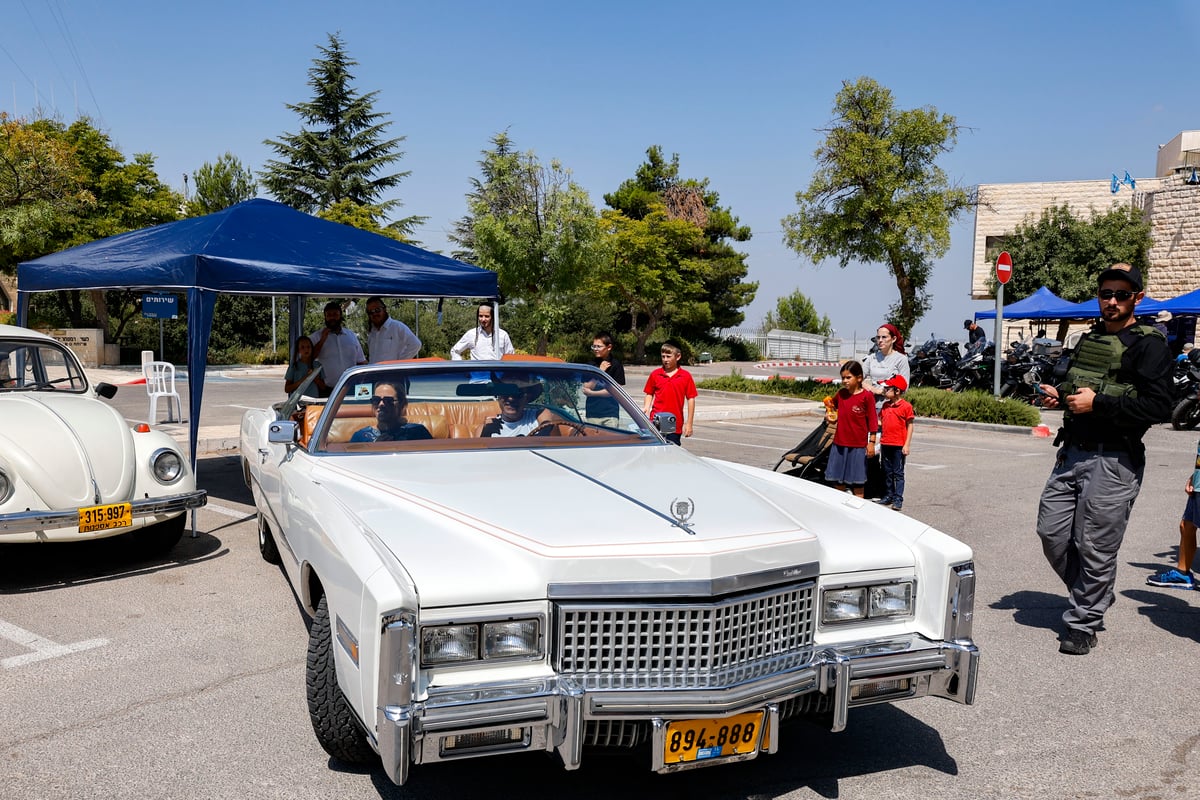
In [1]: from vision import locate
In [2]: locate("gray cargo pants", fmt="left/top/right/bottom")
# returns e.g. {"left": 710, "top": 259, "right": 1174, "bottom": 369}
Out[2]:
{"left": 1036, "top": 444, "right": 1142, "bottom": 635}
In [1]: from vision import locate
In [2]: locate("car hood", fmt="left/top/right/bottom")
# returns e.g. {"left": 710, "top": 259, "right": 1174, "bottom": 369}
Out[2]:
{"left": 0, "top": 392, "right": 135, "bottom": 507}
{"left": 310, "top": 445, "right": 916, "bottom": 607}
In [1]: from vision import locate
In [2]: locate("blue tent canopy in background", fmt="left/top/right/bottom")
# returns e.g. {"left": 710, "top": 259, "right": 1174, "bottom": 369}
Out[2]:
{"left": 974, "top": 286, "right": 1087, "bottom": 320}
{"left": 16, "top": 199, "right": 499, "bottom": 466}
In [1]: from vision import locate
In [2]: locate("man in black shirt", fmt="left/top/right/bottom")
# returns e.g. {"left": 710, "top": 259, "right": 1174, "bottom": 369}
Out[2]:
{"left": 1036, "top": 263, "right": 1172, "bottom": 655}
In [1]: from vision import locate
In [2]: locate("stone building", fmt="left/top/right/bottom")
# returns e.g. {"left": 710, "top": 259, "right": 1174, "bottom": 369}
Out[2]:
{"left": 971, "top": 130, "right": 1200, "bottom": 300}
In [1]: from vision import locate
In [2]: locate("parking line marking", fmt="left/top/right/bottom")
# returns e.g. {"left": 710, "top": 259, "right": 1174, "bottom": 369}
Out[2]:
{"left": 0, "top": 620, "right": 108, "bottom": 669}
{"left": 688, "top": 437, "right": 780, "bottom": 451}
{"left": 206, "top": 502, "right": 253, "bottom": 520}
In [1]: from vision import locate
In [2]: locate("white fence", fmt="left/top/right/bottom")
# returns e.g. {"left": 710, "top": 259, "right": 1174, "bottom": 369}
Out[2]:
{"left": 726, "top": 329, "right": 842, "bottom": 362}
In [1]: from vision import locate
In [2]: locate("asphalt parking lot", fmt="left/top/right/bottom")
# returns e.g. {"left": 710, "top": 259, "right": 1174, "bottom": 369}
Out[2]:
{"left": 3, "top": 369, "right": 1200, "bottom": 799}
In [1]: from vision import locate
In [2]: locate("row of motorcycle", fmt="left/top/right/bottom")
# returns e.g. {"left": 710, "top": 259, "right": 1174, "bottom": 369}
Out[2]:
{"left": 907, "top": 334, "right": 1059, "bottom": 400}
{"left": 906, "top": 333, "right": 1200, "bottom": 431}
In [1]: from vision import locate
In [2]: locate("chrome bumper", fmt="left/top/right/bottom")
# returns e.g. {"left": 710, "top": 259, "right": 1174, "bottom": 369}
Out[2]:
{"left": 375, "top": 632, "right": 979, "bottom": 786}
{"left": 0, "top": 490, "right": 208, "bottom": 535}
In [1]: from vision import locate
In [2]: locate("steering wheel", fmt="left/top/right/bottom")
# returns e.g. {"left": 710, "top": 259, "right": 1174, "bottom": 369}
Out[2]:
{"left": 530, "top": 420, "right": 588, "bottom": 437}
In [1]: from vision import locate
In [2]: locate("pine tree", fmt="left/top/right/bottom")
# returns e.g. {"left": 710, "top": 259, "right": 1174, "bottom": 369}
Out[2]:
{"left": 260, "top": 33, "right": 424, "bottom": 238}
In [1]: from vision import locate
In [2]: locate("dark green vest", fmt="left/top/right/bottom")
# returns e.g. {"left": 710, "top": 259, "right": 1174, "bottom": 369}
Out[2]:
{"left": 1057, "top": 324, "right": 1165, "bottom": 420}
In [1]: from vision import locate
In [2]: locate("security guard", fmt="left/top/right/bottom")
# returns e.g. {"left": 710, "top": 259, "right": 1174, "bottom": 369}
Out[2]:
{"left": 1036, "top": 263, "right": 1173, "bottom": 655}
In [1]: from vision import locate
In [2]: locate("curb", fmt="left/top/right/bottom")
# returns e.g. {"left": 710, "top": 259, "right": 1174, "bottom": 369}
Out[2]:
{"left": 756, "top": 360, "right": 840, "bottom": 369}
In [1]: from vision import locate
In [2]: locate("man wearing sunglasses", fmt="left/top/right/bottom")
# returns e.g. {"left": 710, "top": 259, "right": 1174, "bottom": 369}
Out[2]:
{"left": 365, "top": 297, "right": 422, "bottom": 363}
{"left": 350, "top": 381, "right": 432, "bottom": 443}
{"left": 1035, "top": 263, "right": 1173, "bottom": 655}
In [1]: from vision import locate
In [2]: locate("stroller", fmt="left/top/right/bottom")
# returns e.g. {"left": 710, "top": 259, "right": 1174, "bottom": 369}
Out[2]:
{"left": 773, "top": 418, "right": 887, "bottom": 498}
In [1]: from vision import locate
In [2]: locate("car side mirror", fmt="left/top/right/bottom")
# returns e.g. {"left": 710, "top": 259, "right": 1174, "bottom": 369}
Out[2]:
{"left": 95, "top": 382, "right": 118, "bottom": 399}
{"left": 268, "top": 420, "right": 299, "bottom": 445}
{"left": 654, "top": 412, "right": 677, "bottom": 435}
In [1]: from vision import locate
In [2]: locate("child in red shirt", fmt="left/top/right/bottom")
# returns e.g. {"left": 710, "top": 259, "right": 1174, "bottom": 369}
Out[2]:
{"left": 824, "top": 360, "right": 877, "bottom": 497}
{"left": 876, "top": 375, "right": 914, "bottom": 511}
{"left": 642, "top": 340, "right": 697, "bottom": 445}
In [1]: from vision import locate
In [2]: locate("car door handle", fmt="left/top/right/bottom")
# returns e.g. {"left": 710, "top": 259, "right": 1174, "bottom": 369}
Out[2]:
{"left": 258, "top": 448, "right": 270, "bottom": 465}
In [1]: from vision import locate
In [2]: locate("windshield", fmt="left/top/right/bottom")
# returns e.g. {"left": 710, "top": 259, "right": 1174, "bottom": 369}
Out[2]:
{"left": 0, "top": 339, "right": 89, "bottom": 393}
{"left": 306, "top": 363, "right": 660, "bottom": 453}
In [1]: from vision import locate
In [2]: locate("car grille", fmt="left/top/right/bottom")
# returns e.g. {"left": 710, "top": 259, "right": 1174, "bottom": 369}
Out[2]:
{"left": 554, "top": 582, "right": 815, "bottom": 690}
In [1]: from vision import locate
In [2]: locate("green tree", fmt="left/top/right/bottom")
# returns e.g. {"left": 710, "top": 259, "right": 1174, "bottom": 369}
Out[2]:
{"left": 781, "top": 77, "right": 972, "bottom": 339}
{"left": 186, "top": 152, "right": 257, "bottom": 216}
{"left": 451, "top": 132, "right": 604, "bottom": 354}
{"left": 592, "top": 204, "right": 706, "bottom": 362}
{"left": 760, "top": 289, "right": 833, "bottom": 335}
{"left": 261, "top": 32, "right": 425, "bottom": 239}
{"left": 603, "top": 146, "right": 757, "bottom": 346}
{"left": 5, "top": 117, "right": 181, "bottom": 334}
{"left": 996, "top": 202, "right": 1153, "bottom": 303}
{"left": 0, "top": 114, "right": 94, "bottom": 270}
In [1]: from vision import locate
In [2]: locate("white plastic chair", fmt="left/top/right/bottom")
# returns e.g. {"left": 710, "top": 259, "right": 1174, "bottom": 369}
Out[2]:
{"left": 145, "top": 361, "right": 183, "bottom": 423}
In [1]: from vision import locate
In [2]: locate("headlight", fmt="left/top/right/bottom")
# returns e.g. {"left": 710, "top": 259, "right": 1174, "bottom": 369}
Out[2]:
{"left": 869, "top": 583, "right": 913, "bottom": 618}
{"left": 0, "top": 468, "right": 12, "bottom": 504}
{"left": 420, "top": 618, "right": 541, "bottom": 666}
{"left": 421, "top": 624, "right": 479, "bottom": 665}
{"left": 150, "top": 448, "right": 183, "bottom": 484}
{"left": 483, "top": 620, "right": 539, "bottom": 660}
{"left": 822, "top": 581, "right": 914, "bottom": 625}
{"left": 823, "top": 588, "right": 868, "bottom": 622}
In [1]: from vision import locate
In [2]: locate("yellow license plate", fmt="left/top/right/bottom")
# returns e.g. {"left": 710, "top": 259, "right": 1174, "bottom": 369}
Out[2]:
{"left": 78, "top": 502, "right": 132, "bottom": 533}
{"left": 663, "top": 711, "right": 765, "bottom": 764}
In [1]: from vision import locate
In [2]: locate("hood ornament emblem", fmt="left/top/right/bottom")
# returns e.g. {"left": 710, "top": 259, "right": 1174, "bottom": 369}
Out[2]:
{"left": 670, "top": 497, "right": 695, "bottom": 534}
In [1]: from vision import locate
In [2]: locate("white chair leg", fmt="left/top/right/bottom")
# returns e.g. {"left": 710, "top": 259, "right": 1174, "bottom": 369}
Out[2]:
{"left": 149, "top": 395, "right": 158, "bottom": 424}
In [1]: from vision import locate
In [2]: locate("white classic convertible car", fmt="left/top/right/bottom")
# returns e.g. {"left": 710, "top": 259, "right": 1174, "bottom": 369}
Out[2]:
{"left": 240, "top": 360, "right": 978, "bottom": 785}
{"left": 0, "top": 324, "right": 206, "bottom": 552}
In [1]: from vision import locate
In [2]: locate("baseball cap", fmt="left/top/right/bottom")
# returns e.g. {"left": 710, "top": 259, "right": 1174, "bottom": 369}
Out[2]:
{"left": 881, "top": 375, "right": 908, "bottom": 392}
{"left": 1097, "top": 263, "right": 1143, "bottom": 291}
{"left": 963, "top": 319, "right": 973, "bottom": 329}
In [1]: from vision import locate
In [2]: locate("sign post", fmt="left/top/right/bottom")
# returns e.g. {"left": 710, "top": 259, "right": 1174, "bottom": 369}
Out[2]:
{"left": 993, "top": 252, "right": 1012, "bottom": 397}
{"left": 141, "top": 293, "right": 179, "bottom": 361}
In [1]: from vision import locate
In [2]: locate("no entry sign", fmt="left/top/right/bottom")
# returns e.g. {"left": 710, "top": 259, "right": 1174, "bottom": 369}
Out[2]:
{"left": 996, "top": 251, "right": 1013, "bottom": 284}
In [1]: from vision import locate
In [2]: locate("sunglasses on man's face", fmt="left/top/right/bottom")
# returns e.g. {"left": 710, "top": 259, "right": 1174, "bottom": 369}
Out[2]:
{"left": 370, "top": 395, "right": 400, "bottom": 408}
{"left": 1098, "top": 289, "right": 1135, "bottom": 301}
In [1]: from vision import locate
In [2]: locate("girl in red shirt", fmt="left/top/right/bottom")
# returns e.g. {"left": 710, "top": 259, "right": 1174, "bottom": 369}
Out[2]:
{"left": 824, "top": 360, "right": 878, "bottom": 497}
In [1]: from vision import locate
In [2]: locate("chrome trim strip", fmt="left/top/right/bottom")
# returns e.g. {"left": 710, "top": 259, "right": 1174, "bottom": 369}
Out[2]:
{"left": 0, "top": 489, "right": 208, "bottom": 534}
{"left": 531, "top": 450, "right": 694, "bottom": 533}
{"left": 547, "top": 563, "right": 820, "bottom": 599}
{"left": 945, "top": 561, "right": 976, "bottom": 642}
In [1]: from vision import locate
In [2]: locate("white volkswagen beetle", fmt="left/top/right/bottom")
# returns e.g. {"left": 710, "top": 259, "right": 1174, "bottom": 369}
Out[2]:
{"left": 0, "top": 324, "right": 206, "bottom": 553}
{"left": 240, "top": 360, "right": 978, "bottom": 785}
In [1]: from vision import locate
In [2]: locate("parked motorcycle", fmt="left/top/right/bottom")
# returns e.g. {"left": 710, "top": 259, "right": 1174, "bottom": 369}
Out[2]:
{"left": 1172, "top": 359, "right": 1200, "bottom": 430}
{"left": 951, "top": 340, "right": 996, "bottom": 392}
{"left": 909, "top": 335, "right": 961, "bottom": 389}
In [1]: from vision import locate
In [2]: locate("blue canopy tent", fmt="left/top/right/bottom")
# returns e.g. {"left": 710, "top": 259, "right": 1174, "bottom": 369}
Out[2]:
{"left": 15, "top": 199, "right": 499, "bottom": 467}
{"left": 1153, "top": 288, "right": 1200, "bottom": 314}
{"left": 973, "top": 286, "right": 1085, "bottom": 320}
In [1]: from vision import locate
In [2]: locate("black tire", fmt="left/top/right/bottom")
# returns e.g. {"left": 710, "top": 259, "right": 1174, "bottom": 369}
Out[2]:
{"left": 258, "top": 514, "right": 282, "bottom": 565}
{"left": 306, "top": 595, "right": 377, "bottom": 765}
{"left": 998, "top": 382, "right": 1016, "bottom": 398}
{"left": 129, "top": 513, "right": 186, "bottom": 555}
{"left": 1173, "top": 397, "right": 1200, "bottom": 431}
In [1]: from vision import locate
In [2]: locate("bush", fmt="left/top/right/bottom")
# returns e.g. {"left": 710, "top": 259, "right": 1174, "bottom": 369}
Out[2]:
{"left": 697, "top": 372, "right": 1043, "bottom": 426}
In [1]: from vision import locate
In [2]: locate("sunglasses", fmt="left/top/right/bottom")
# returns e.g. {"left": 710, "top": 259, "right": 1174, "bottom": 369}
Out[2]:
{"left": 370, "top": 395, "right": 400, "bottom": 408}
{"left": 590, "top": 344, "right": 607, "bottom": 350}
{"left": 1098, "top": 289, "right": 1135, "bottom": 301}
{"left": 367, "top": 307, "right": 386, "bottom": 315}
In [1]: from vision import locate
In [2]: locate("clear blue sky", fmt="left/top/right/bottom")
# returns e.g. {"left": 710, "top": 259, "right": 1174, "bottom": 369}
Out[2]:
{"left": 5, "top": 1, "right": 1198, "bottom": 346}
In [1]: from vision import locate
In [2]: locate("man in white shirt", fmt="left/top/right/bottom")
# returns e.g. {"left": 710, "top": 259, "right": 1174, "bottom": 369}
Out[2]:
{"left": 311, "top": 301, "right": 366, "bottom": 386}
{"left": 450, "top": 304, "right": 514, "bottom": 360}
{"left": 365, "top": 296, "right": 421, "bottom": 363}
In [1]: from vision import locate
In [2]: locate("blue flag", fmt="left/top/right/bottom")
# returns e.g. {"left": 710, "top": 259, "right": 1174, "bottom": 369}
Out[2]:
{"left": 1111, "top": 174, "right": 1120, "bottom": 194}
{"left": 1123, "top": 170, "right": 1136, "bottom": 190}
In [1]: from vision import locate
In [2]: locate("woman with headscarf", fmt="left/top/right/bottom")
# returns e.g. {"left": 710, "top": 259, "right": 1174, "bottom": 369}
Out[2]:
{"left": 862, "top": 323, "right": 910, "bottom": 407}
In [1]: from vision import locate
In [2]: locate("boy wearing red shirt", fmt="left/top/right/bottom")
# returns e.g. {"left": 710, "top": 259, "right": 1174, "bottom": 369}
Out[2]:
{"left": 876, "top": 375, "right": 915, "bottom": 511}
{"left": 643, "top": 341, "right": 697, "bottom": 445}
